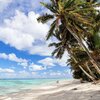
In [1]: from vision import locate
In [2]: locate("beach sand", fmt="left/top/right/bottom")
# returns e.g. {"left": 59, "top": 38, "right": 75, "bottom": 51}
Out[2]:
{"left": 0, "top": 79, "right": 100, "bottom": 100}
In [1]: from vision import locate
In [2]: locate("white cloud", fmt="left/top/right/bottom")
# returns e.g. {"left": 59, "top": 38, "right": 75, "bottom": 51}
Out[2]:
{"left": 38, "top": 57, "right": 55, "bottom": 67}
{"left": 18, "top": 62, "right": 28, "bottom": 68}
{"left": 38, "top": 52, "right": 69, "bottom": 67}
{"left": 18, "top": 71, "right": 42, "bottom": 78}
{"left": 0, "top": 0, "right": 12, "bottom": 12}
{"left": 31, "top": 71, "right": 37, "bottom": 75}
{"left": 0, "top": 73, "right": 17, "bottom": 78}
{"left": 55, "top": 52, "right": 69, "bottom": 67}
{"left": 0, "top": 53, "right": 28, "bottom": 67}
{"left": 8, "top": 53, "right": 27, "bottom": 63}
{"left": 18, "top": 70, "right": 30, "bottom": 77}
{"left": 0, "top": 27, "right": 34, "bottom": 50}
{"left": 29, "top": 44, "right": 53, "bottom": 56}
{"left": 41, "top": 70, "right": 71, "bottom": 78}
{"left": 1, "top": 70, "right": 34, "bottom": 78}
{"left": 29, "top": 63, "right": 45, "bottom": 71}
{"left": 0, "top": 53, "right": 8, "bottom": 59}
{"left": 31, "top": 0, "right": 49, "bottom": 11}
{"left": 0, "top": 52, "right": 69, "bottom": 72}
{"left": 0, "top": 68, "right": 15, "bottom": 73}
{"left": 0, "top": 52, "right": 53, "bottom": 71}
{"left": 0, "top": 10, "right": 54, "bottom": 56}
{"left": 50, "top": 71, "right": 62, "bottom": 76}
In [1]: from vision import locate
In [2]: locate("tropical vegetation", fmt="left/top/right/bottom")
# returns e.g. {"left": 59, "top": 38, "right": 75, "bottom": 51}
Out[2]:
{"left": 37, "top": 0, "right": 100, "bottom": 83}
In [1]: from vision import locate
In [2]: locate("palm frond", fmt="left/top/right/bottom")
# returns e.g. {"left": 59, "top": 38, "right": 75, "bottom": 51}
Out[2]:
{"left": 40, "top": 2, "right": 57, "bottom": 13}
{"left": 37, "top": 14, "right": 54, "bottom": 23}
{"left": 70, "top": 12, "right": 93, "bottom": 27}
{"left": 64, "top": 0, "right": 75, "bottom": 9}
{"left": 52, "top": 47, "right": 65, "bottom": 59}
{"left": 46, "top": 20, "right": 57, "bottom": 40}
{"left": 49, "top": 42, "right": 62, "bottom": 47}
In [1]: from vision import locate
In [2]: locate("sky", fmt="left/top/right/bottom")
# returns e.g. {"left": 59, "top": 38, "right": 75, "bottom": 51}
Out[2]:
{"left": 0, "top": 0, "right": 72, "bottom": 79}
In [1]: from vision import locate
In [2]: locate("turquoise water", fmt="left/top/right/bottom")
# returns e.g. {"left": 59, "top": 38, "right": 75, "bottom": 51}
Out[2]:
{"left": 0, "top": 78, "right": 66, "bottom": 95}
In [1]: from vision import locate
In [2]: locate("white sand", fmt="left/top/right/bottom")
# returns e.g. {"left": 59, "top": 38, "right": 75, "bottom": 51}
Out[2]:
{"left": 0, "top": 79, "right": 100, "bottom": 100}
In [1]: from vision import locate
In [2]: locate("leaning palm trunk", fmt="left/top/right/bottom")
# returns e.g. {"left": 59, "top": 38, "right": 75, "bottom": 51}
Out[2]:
{"left": 66, "top": 46, "right": 96, "bottom": 82}
{"left": 79, "top": 38, "right": 100, "bottom": 74}
{"left": 78, "top": 65, "right": 95, "bottom": 82}
{"left": 72, "top": 54, "right": 95, "bottom": 82}
{"left": 64, "top": 22, "right": 100, "bottom": 75}
{"left": 85, "top": 62, "right": 97, "bottom": 79}
{"left": 78, "top": 37, "right": 100, "bottom": 74}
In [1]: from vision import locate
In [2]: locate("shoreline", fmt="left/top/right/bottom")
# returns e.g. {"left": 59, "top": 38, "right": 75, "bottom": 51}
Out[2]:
{"left": 0, "top": 79, "right": 100, "bottom": 100}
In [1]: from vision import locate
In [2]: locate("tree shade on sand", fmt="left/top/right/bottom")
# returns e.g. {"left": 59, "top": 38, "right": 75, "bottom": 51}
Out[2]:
{"left": 37, "top": 0, "right": 100, "bottom": 83}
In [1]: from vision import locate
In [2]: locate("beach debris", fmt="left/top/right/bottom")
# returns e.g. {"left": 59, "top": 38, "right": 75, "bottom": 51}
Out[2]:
{"left": 71, "top": 88, "right": 78, "bottom": 90}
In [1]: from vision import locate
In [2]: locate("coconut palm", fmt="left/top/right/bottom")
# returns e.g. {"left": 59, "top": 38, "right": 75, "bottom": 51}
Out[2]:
{"left": 37, "top": 0, "right": 100, "bottom": 81}
{"left": 49, "top": 23, "right": 97, "bottom": 81}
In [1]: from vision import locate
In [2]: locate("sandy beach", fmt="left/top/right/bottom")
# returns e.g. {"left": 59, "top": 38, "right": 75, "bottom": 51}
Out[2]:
{"left": 0, "top": 79, "right": 100, "bottom": 100}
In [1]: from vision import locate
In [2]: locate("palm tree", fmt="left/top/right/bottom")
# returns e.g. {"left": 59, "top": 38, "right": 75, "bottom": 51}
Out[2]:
{"left": 49, "top": 23, "right": 97, "bottom": 82}
{"left": 37, "top": 0, "right": 100, "bottom": 81}
{"left": 49, "top": 35, "right": 96, "bottom": 81}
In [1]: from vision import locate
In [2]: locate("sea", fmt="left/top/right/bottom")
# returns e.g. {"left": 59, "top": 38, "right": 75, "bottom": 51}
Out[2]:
{"left": 0, "top": 78, "right": 67, "bottom": 95}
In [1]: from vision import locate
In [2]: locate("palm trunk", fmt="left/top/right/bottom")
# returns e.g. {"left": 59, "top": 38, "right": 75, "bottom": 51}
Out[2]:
{"left": 65, "top": 22, "right": 100, "bottom": 75}
{"left": 66, "top": 46, "right": 95, "bottom": 82}
{"left": 85, "top": 62, "right": 97, "bottom": 79}
{"left": 72, "top": 55, "right": 95, "bottom": 81}
{"left": 78, "top": 65, "right": 95, "bottom": 81}
{"left": 78, "top": 37, "right": 100, "bottom": 74}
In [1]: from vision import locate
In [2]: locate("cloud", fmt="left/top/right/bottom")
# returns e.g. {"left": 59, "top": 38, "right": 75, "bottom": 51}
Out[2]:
{"left": 0, "top": 53, "right": 28, "bottom": 67}
{"left": 0, "top": 52, "right": 53, "bottom": 71}
{"left": 18, "top": 62, "right": 28, "bottom": 68}
{"left": 38, "top": 57, "right": 55, "bottom": 67}
{"left": 0, "top": 0, "right": 12, "bottom": 12}
{"left": 29, "top": 44, "right": 53, "bottom": 56}
{"left": 31, "top": 71, "right": 37, "bottom": 75}
{"left": 0, "top": 0, "right": 72, "bottom": 79}
{"left": 31, "top": 0, "right": 45, "bottom": 11}
{"left": 42, "top": 70, "right": 72, "bottom": 78}
{"left": 18, "top": 70, "right": 30, "bottom": 77}
{"left": 38, "top": 52, "right": 69, "bottom": 67}
{"left": 49, "top": 71, "right": 62, "bottom": 76}
{"left": 55, "top": 52, "right": 69, "bottom": 67}
{"left": 0, "top": 70, "right": 38, "bottom": 78}
{"left": 29, "top": 63, "right": 45, "bottom": 71}
{"left": 0, "top": 67, "right": 15, "bottom": 73}
{"left": 0, "top": 10, "right": 54, "bottom": 56}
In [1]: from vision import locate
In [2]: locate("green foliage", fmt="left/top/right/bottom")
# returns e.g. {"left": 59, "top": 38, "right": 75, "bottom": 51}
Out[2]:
{"left": 46, "top": 20, "right": 56, "bottom": 40}
{"left": 37, "top": 14, "right": 54, "bottom": 23}
{"left": 64, "top": 0, "right": 75, "bottom": 9}
{"left": 94, "top": 33, "right": 100, "bottom": 49}
{"left": 37, "top": 0, "right": 100, "bottom": 82}
{"left": 40, "top": 2, "right": 57, "bottom": 13}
